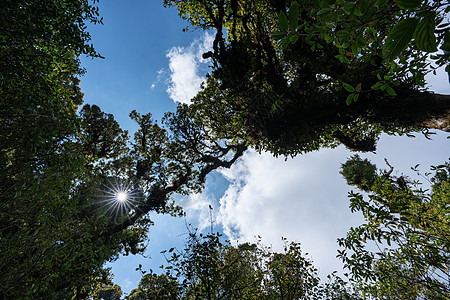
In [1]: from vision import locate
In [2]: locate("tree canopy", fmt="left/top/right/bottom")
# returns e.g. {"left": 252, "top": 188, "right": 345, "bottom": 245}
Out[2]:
{"left": 163, "top": 0, "right": 450, "bottom": 156}
{"left": 339, "top": 157, "right": 450, "bottom": 299}
{"left": 1, "top": 0, "right": 449, "bottom": 298}
{"left": 1, "top": 1, "right": 246, "bottom": 297}
{"left": 127, "top": 230, "right": 361, "bottom": 299}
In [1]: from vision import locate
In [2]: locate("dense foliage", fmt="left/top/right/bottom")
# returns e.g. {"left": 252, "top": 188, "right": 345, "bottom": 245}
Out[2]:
{"left": 127, "top": 231, "right": 361, "bottom": 299}
{"left": 0, "top": 0, "right": 108, "bottom": 297}
{"left": 0, "top": 1, "right": 246, "bottom": 298}
{"left": 163, "top": 0, "right": 450, "bottom": 156}
{"left": 339, "top": 157, "right": 450, "bottom": 299}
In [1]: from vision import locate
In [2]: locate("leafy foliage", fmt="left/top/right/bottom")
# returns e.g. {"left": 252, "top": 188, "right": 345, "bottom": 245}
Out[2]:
{"left": 338, "top": 159, "right": 450, "bottom": 299}
{"left": 164, "top": 0, "right": 450, "bottom": 157}
{"left": 340, "top": 155, "right": 378, "bottom": 192}
{"left": 126, "top": 272, "right": 181, "bottom": 299}
{"left": 91, "top": 278, "right": 123, "bottom": 300}
{"left": 0, "top": 1, "right": 248, "bottom": 297}
{"left": 129, "top": 230, "right": 361, "bottom": 299}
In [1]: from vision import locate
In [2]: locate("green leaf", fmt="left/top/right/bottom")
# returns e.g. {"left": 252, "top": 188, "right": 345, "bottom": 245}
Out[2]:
{"left": 271, "top": 31, "right": 285, "bottom": 41}
{"left": 354, "top": 5, "right": 362, "bottom": 17}
{"left": 279, "top": 11, "right": 288, "bottom": 31}
{"left": 280, "top": 36, "right": 291, "bottom": 49}
{"left": 343, "top": 2, "right": 356, "bottom": 15}
{"left": 374, "top": 0, "right": 388, "bottom": 8}
{"left": 371, "top": 81, "right": 383, "bottom": 90}
{"left": 290, "top": 35, "right": 299, "bottom": 44}
{"left": 394, "top": 0, "right": 422, "bottom": 10}
{"left": 383, "top": 18, "right": 418, "bottom": 60}
{"left": 343, "top": 82, "right": 355, "bottom": 92}
{"left": 289, "top": 1, "right": 299, "bottom": 29}
{"left": 386, "top": 86, "right": 397, "bottom": 96}
{"left": 317, "top": 8, "right": 332, "bottom": 16}
{"left": 323, "top": 34, "right": 333, "bottom": 43}
{"left": 346, "top": 94, "right": 354, "bottom": 105}
{"left": 414, "top": 11, "right": 437, "bottom": 52}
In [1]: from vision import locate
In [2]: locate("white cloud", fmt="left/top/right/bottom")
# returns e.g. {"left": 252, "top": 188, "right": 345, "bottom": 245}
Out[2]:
{"left": 183, "top": 192, "right": 217, "bottom": 232}
{"left": 216, "top": 147, "right": 361, "bottom": 277}
{"left": 123, "top": 278, "right": 133, "bottom": 288}
{"left": 166, "top": 32, "right": 214, "bottom": 104}
{"left": 212, "top": 131, "right": 449, "bottom": 278}
{"left": 150, "top": 68, "right": 165, "bottom": 89}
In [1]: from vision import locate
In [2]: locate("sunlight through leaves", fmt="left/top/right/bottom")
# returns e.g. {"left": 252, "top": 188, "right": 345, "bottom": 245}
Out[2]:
{"left": 98, "top": 179, "right": 140, "bottom": 219}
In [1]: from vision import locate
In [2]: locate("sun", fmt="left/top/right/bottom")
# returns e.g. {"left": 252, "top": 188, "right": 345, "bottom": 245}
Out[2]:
{"left": 97, "top": 179, "right": 140, "bottom": 218}
{"left": 116, "top": 191, "right": 128, "bottom": 202}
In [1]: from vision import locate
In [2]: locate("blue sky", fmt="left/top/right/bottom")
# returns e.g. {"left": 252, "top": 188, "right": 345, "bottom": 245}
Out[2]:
{"left": 80, "top": 1, "right": 450, "bottom": 296}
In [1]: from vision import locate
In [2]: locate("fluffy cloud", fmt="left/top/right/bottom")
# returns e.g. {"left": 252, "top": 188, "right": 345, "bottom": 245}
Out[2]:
{"left": 183, "top": 192, "right": 217, "bottom": 232}
{"left": 215, "top": 147, "right": 361, "bottom": 277}
{"left": 210, "top": 132, "right": 449, "bottom": 278}
{"left": 166, "top": 32, "right": 214, "bottom": 104}
{"left": 164, "top": 31, "right": 450, "bottom": 279}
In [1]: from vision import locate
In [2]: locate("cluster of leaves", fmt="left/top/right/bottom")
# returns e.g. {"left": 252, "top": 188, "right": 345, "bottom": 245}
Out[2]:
{"left": 127, "top": 230, "right": 361, "bottom": 299}
{"left": 339, "top": 157, "right": 450, "bottom": 299}
{"left": 273, "top": 0, "right": 450, "bottom": 83}
{"left": 90, "top": 276, "right": 123, "bottom": 300}
{"left": 164, "top": 0, "right": 450, "bottom": 157}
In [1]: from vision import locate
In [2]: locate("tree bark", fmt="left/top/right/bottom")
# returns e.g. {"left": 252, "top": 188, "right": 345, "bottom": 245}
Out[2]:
{"left": 368, "top": 91, "right": 450, "bottom": 132}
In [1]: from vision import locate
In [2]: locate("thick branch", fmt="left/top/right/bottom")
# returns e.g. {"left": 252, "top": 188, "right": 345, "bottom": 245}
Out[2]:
{"left": 104, "top": 144, "right": 247, "bottom": 237}
{"left": 199, "top": 144, "right": 247, "bottom": 182}
{"left": 368, "top": 91, "right": 450, "bottom": 132}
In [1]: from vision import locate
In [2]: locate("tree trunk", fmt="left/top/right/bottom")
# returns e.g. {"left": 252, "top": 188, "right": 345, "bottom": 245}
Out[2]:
{"left": 369, "top": 91, "right": 450, "bottom": 132}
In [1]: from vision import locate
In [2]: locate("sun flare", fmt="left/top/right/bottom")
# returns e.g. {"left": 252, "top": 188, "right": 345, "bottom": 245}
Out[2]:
{"left": 97, "top": 179, "right": 140, "bottom": 218}
{"left": 116, "top": 191, "right": 128, "bottom": 202}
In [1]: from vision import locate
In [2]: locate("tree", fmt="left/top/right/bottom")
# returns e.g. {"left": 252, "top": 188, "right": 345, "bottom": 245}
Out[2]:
{"left": 163, "top": 0, "right": 449, "bottom": 156}
{"left": 146, "top": 229, "right": 362, "bottom": 299}
{"left": 1, "top": 1, "right": 248, "bottom": 297}
{"left": 0, "top": 0, "right": 111, "bottom": 297}
{"left": 91, "top": 276, "right": 123, "bottom": 300}
{"left": 126, "top": 272, "right": 181, "bottom": 299}
{"left": 339, "top": 157, "right": 450, "bottom": 299}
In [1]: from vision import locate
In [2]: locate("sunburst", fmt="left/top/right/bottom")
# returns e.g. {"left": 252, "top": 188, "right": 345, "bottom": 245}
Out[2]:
{"left": 97, "top": 179, "right": 141, "bottom": 219}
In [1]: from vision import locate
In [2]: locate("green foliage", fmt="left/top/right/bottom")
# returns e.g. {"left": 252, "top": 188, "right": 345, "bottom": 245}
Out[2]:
{"left": 414, "top": 11, "right": 437, "bottom": 52}
{"left": 340, "top": 155, "right": 378, "bottom": 191}
{"left": 0, "top": 1, "right": 251, "bottom": 297}
{"left": 383, "top": 18, "right": 419, "bottom": 61}
{"left": 0, "top": 0, "right": 110, "bottom": 298}
{"left": 92, "top": 280, "right": 123, "bottom": 300}
{"left": 126, "top": 272, "right": 180, "bottom": 299}
{"left": 163, "top": 0, "right": 450, "bottom": 157}
{"left": 338, "top": 159, "right": 450, "bottom": 299}
{"left": 130, "top": 229, "right": 362, "bottom": 299}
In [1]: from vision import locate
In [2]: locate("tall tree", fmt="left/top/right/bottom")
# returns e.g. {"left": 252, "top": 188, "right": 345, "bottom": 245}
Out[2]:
{"left": 0, "top": 1, "right": 248, "bottom": 297}
{"left": 0, "top": 0, "right": 108, "bottom": 297}
{"left": 339, "top": 157, "right": 450, "bottom": 299}
{"left": 163, "top": 0, "right": 449, "bottom": 156}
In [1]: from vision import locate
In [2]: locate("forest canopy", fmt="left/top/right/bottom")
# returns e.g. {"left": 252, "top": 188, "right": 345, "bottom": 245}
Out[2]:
{"left": 0, "top": 0, "right": 448, "bottom": 298}
{"left": 164, "top": 0, "right": 450, "bottom": 156}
